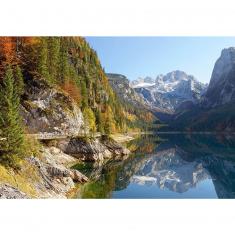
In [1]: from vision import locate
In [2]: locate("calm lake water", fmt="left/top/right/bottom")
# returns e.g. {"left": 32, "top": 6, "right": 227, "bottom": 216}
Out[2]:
{"left": 73, "top": 133, "right": 235, "bottom": 199}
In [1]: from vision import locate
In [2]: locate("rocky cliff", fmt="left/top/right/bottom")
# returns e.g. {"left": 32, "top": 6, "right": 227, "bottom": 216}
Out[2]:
{"left": 21, "top": 77, "right": 87, "bottom": 136}
{"left": 203, "top": 47, "right": 235, "bottom": 108}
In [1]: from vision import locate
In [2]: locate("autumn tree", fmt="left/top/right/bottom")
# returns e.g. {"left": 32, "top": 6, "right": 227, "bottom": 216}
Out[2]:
{"left": 83, "top": 107, "right": 96, "bottom": 133}
{"left": 0, "top": 37, "right": 16, "bottom": 66}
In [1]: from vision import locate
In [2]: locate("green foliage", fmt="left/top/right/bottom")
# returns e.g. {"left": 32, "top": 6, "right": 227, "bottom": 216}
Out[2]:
{"left": 38, "top": 38, "right": 50, "bottom": 82}
{"left": 83, "top": 107, "right": 96, "bottom": 133}
{"left": 1, "top": 37, "right": 154, "bottom": 139}
{"left": 0, "top": 66, "right": 25, "bottom": 168}
{"left": 15, "top": 65, "right": 25, "bottom": 96}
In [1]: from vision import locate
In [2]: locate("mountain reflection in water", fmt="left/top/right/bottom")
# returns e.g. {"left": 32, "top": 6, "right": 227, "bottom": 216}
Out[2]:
{"left": 73, "top": 134, "right": 235, "bottom": 199}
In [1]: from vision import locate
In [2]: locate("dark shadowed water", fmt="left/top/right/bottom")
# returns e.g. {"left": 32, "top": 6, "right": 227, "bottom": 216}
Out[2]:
{"left": 72, "top": 133, "right": 235, "bottom": 199}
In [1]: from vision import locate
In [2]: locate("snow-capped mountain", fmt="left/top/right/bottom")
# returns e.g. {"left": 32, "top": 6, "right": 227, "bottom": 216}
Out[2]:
{"left": 131, "top": 70, "right": 207, "bottom": 112}
{"left": 131, "top": 76, "right": 155, "bottom": 88}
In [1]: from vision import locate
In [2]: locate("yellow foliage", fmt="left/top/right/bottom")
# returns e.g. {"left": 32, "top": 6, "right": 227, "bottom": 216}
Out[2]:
{"left": 0, "top": 162, "right": 39, "bottom": 197}
{"left": 83, "top": 107, "right": 96, "bottom": 132}
{"left": 124, "top": 111, "right": 137, "bottom": 122}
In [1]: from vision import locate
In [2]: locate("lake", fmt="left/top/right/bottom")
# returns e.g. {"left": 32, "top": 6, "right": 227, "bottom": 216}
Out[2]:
{"left": 72, "top": 133, "right": 235, "bottom": 199}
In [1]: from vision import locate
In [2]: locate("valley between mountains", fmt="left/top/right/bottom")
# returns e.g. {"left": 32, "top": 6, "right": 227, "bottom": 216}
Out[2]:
{"left": 0, "top": 37, "right": 234, "bottom": 198}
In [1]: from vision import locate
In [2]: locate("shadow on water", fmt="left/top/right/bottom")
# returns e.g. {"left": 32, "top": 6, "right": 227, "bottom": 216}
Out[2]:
{"left": 72, "top": 133, "right": 235, "bottom": 199}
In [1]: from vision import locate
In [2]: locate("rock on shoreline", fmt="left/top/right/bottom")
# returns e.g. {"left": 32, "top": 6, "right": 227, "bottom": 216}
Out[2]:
{"left": 0, "top": 136, "right": 131, "bottom": 199}
{"left": 49, "top": 135, "right": 130, "bottom": 162}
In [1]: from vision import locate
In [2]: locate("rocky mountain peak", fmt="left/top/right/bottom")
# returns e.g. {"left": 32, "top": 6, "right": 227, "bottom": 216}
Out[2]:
{"left": 203, "top": 47, "right": 235, "bottom": 107}
{"left": 132, "top": 70, "right": 207, "bottom": 112}
{"left": 208, "top": 47, "right": 235, "bottom": 91}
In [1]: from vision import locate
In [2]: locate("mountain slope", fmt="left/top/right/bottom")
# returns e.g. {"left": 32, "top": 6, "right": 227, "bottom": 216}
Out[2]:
{"left": 0, "top": 37, "right": 153, "bottom": 135}
{"left": 107, "top": 73, "right": 148, "bottom": 108}
{"left": 106, "top": 73, "right": 156, "bottom": 129}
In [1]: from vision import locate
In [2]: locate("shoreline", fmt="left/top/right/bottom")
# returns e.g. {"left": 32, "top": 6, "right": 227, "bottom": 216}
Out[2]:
{"left": 156, "top": 131, "right": 235, "bottom": 135}
{"left": 111, "top": 132, "right": 143, "bottom": 143}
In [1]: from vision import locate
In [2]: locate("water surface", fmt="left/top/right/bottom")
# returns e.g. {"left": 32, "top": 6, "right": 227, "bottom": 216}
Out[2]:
{"left": 73, "top": 133, "right": 235, "bottom": 199}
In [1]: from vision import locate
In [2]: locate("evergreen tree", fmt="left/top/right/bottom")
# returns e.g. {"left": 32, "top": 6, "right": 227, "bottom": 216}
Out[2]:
{"left": 48, "top": 37, "right": 60, "bottom": 82}
{"left": 59, "top": 38, "right": 69, "bottom": 84}
{"left": 95, "top": 109, "right": 103, "bottom": 133}
{"left": 0, "top": 66, "right": 24, "bottom": 167}
{"left": 80, "top": 80, "right": 88, "bottom": 109}
{"left": 15, "top": 65, "right": 24, "bottom": 96}
{"left": 38, "top": 38, "right": 50, "bottom": 82}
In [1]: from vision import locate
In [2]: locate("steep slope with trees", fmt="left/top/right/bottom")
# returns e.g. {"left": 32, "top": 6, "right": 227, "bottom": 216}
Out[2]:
{"left": 0, "top": 37, "right": 154, "bottom": 167}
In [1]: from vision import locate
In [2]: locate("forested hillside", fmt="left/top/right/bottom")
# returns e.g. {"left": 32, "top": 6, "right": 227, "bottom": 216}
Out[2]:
{"left": 0, "top": 37, "right": 154, "bottom": 168}
{"left": 0, "top": 37, "right": 154, "bottom": 134}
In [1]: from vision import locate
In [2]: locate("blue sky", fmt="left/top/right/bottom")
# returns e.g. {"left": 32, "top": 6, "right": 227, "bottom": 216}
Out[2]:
{"left": 86, "top": 37, "right": 235, "bottom": 84}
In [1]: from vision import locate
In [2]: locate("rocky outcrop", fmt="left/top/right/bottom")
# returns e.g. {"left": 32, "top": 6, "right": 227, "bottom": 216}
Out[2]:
{"left": 26, "top": 147, "right": 88, "bottom": 198}
{"left": 21, "top": 77, "right": 87, "bottom": 136}
{"left": 0, "top": 184, "right": 29, "bottom": 199}
{"left": 51, "top": 135, "right": 130, "bottom": 162}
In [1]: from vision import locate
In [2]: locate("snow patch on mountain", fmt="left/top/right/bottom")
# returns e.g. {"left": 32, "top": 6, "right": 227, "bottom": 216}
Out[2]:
{"left": 131, "top": 70, "right": 207, "bottom": 112}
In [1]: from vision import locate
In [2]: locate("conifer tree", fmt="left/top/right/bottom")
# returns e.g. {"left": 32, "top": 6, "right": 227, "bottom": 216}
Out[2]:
{"left": 48, "top": 37, "right": 60, "bottom": 82}
{"left": 59, "top": 38, "right": 69, "bottom": 84}
{"left": 0, "top": 66, "right": 24, "bottom": 166}
{"left": 81, "top": 80, "right": 88, "bottom": 109}
{"left": 15, "top": 65, "right": 24, "bottom": 96}
{"left": 38, "top": 38, "right": 50, "bottom": 82}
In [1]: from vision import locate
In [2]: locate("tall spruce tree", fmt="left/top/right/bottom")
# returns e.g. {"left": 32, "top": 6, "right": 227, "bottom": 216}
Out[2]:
{"left": 48, "top": 37, "right": 60, "bottom": 83}
{"left": 38, "top": 38, "right": 50, "bottom": 82}
{"left": 15, "top": 65, "right": 24, "bottom": 96}
{"left": 59, "top": 38, "right": 69, "bottom": 84}
{"left": 0, "top": 66, "right": 24, "bottom": 166}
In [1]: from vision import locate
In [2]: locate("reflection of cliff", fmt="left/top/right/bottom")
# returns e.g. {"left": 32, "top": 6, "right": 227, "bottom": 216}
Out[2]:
{"left": 157, "top": 134, "right": 235, "bottom": 198}
{"left": 202, "top": 157, "right": 235, "bottom": 198}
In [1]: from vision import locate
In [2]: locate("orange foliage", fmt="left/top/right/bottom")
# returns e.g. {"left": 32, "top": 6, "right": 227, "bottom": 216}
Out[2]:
{"left": 0, "top": 37, "right": 17, "bottom": 65}
{"left": 21, "top": 37, "right": 40, "bottom": 45}
{"left": 61, "top": 80, "right": 81, "bottom": 105}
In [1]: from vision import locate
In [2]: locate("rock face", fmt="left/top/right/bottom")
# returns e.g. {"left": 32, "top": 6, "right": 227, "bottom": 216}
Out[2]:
{"left": 52, "top": 135, "right": 130, "bottom": 162}
{"left": 106, "top": 73, "right": 149, "bottom": 109}
{"left": 132, "top": 70, "right": 207, "bottom": 112}
{"left": 203, "top": 47, "right": 235, "bottom": 108}
{"left": 21, "top": 77, "right": 87, "bottom": 136}
{"left": 0, "top": 184, "right": 29, "bottom": 199}
{"left": 26, "top": 147, "right": 88, "bottom": 198}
